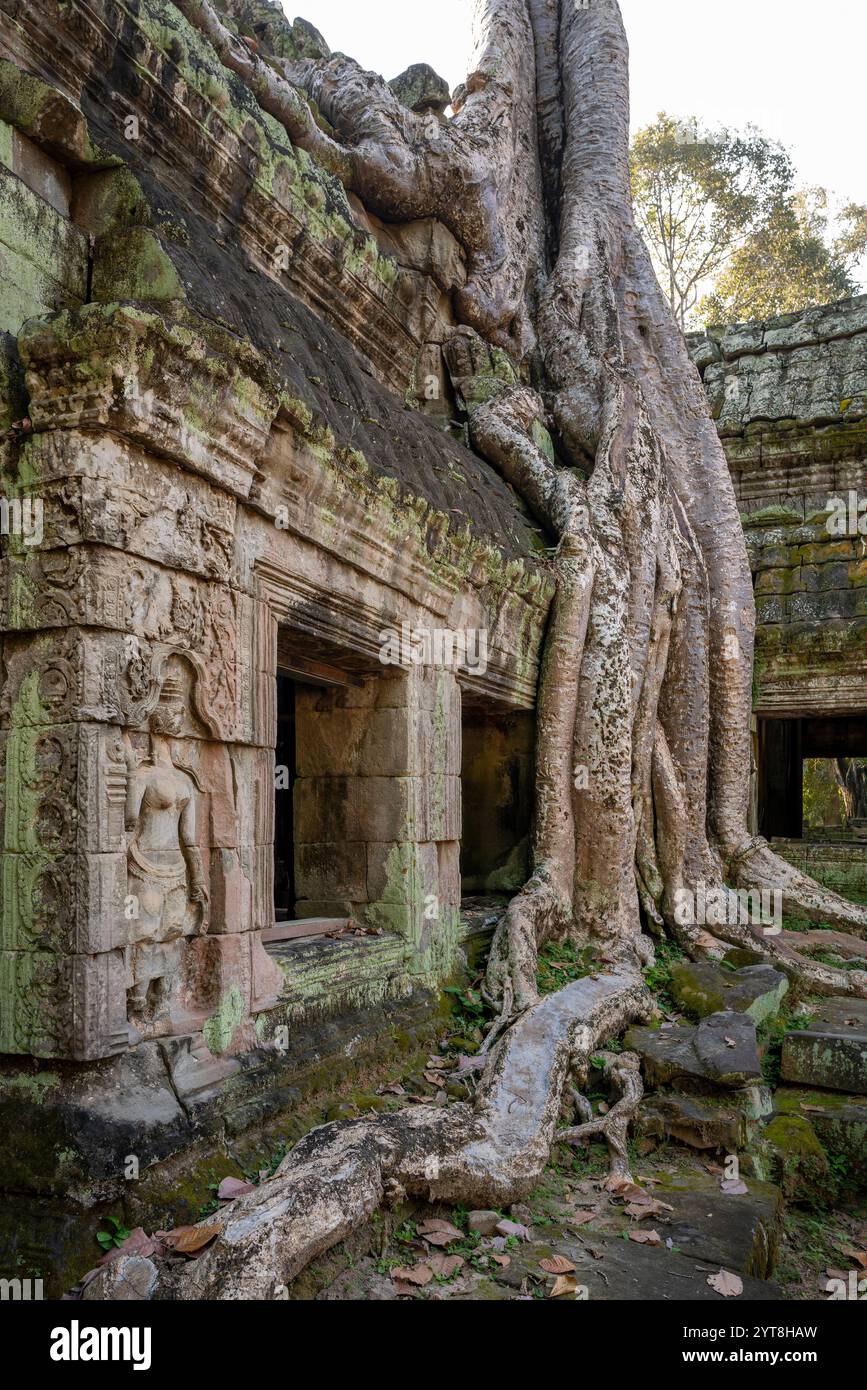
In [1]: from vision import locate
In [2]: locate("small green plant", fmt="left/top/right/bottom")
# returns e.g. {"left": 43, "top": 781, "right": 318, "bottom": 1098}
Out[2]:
{"left": 443, "top": 985, "right": 489, "bottom": 1032}
{"left": 536, "top": 939, "right": 595, "bottom": 995}
{"left": 96, "top": 1215, "right": 131, "bottom": 1251}
{"left": 641, "top": 938, "right": 685, "bottom": 1011}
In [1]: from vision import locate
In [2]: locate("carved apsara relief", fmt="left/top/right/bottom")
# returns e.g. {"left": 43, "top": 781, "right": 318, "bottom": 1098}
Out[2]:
{"left": 122, "top": 669, "right": 209, "bottom": 1024}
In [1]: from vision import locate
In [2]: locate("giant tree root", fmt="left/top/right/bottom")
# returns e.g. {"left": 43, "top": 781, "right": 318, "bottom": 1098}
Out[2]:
{"left": 90, "top": 969, "right": 651, "bottom": 1300}
{"left": 560, "top": 1049, "right": 643, "bottom": 1181}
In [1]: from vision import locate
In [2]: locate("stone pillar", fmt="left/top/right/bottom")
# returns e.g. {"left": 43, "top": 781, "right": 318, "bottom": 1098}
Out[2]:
{"left": 0, "top": 302, "right": 282, "bottom": 1060}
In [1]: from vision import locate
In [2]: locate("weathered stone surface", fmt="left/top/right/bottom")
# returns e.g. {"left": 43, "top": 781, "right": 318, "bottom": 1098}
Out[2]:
{"left": 781, "top": 998, "right": 867, "bottom": 1094}
{"left": 389, "top": 64, "right": 451, "bottom": 114}
{"left": 669, "top": 960, "right": 788, "bottom": 1025}
{"left": 453, "top": 1230, "right": 783, "bottom": 1301}
{"left": 651, "top": 1170, "right": 783, "bottom": 1279}
{"left": 637, "top": 1092, "right": 747, "bottom": 1151}
{"left": 759, "top": 1113, "right": 830, "bottom": 1202}
{"left": 626, "top": 1012, "right": 762, "bottom": 1090}
{"left": 773, "top": 1086, "right": 867, "bottom": 1180}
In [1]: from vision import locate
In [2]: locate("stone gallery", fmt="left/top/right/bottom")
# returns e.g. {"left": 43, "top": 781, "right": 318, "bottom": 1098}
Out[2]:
{"left": 0, "top": 0, "right": 864, "bottom": 1306}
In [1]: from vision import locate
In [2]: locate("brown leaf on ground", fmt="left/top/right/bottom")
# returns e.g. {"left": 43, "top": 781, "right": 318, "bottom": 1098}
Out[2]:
{"left": 629, "top": 1229, "right": 662, "bottom": 1246}
{"left": 96, "top": 1227, "right": 162, "bottom": 1266}
{"left": 217, "top": 1177, "right": 255, "bottom": 1200}
{"left": 427, "top": 1253, "right": 464, "bottom": 1278}
{"left": 625, "top": 1199, "right": 670, "bottom": 1220}
{"left": 842, "top": 1248, "right": 867, "bottom": 1269}
{"left": 490, "top": 1253, "right": 511, "bottom": 1267}
{"left": 568, "top": 1210, "right": 598, "bottom": 1228}
{"left": 417, "top": 1219, "right": 463, "bottom": 1247}
{"left": 539, "top": 1255, "right": 576, "bottom": 1274}
{"left": 708, "top": 1269, "right": 743, "bottom": 1297}
{"left": 549, "top": 1274, "right": 579, "bottom": 1298}
{"left": 391, "top": 1262, "right": 433, "bottom": 1287}
{"left": 720, "top": 1179, "right": 748, "bottom": 1196}
{"left": 163, "top": 1223, "right": 221, "bottom": 1255}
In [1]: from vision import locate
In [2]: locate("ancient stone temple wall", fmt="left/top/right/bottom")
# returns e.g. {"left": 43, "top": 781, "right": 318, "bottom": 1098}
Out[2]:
{"left": 689, "top": 298, "right": 867, "bottom": 716}
{"left": 0, "top": 0, "right": 555, "bottom": 1283}
{"left": 690, "top": 299, "right": 867, "bottom": 881}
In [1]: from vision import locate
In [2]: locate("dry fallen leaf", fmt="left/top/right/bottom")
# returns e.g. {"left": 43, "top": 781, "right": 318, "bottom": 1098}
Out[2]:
{"left": 427, "top": 1253, "right": 464, "bottom": 1278}
{"left": 724, "top": 1036, "right": 737, "bottom": 1048}
{"left": 629, "top": 1229, "right": 662, "bottom": 1246}
{"left": 625, "top": 1199, "right": 669, "bottom": 1220}
{"left": 391, "top": 1262, "right": 433, "bottom": 1287}
{"left": 417, "top": 1218, "right": 463, "bottom": 1247}
{"left": 490, "top": 1253, "right": 511, "bottom": 1268}
{"left": 217, "top": 1177, "right": 255, "bottom": 1200}
{"left": 549, "top": 1274, "right": 579, "bottom": 1298}
{"left": 708, "top": 1269, "right": 743, "bottom": 1297}
{"left": 720, "top": 1179, "right": 748, "bottom": 1196}
{"left": 539, "top": 1255, "right": 576, "bottom": 1275}
{"left": 838, "top": 1246, "right": 867, "bottom": 1269}
{"left": 164, "top": 1223, "right": 221, "bottom": 1254}
{"left": 568, "top": 1210, "right": 598, "bottom": 1228}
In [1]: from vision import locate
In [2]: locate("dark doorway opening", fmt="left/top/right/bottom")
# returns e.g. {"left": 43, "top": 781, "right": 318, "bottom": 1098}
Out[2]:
{"left": 460, "top": 706, "right": 533, "bottom": 893}
{"left": 758, "top": 715, "right": 867, "bottom": 840}
{"left": 274, "top": 674, "right": 296, "bottom": 919}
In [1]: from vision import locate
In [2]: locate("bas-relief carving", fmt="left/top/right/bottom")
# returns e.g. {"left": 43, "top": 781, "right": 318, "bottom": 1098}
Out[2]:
{"left": 122, "top": 671, "right": 208, "bottom": 1025}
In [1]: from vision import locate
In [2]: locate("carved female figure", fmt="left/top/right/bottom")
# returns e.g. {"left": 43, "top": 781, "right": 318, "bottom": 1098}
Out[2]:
{"left": 123, "top": 675, "right": 208, "bottom": 1018}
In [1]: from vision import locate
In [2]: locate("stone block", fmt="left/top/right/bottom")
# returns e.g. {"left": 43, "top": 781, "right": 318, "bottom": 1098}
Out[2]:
{"left": 295, "top": 840, "right": 367, "bottom": 902}
{"left": 773, "top": 1086, "right": 867, "bottom": 1180}
{"left": 626, "top": 1011, "right": 762, "bottom": 1090}
{"left": 781, "top": 1023, "right": 867, "bottom": 1095}
{"left": 669, "top": 960, "right": 788, "bottom": 1025}
{"left": 637, "top": 1092, "right": 747, "bottom": 1151}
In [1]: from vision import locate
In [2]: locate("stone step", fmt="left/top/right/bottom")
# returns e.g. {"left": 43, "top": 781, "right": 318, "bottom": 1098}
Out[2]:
{"left": 771, "top": 1085, "right": 867, "bottom": 1183}
{"left": 669, "top": 959, "right": 788, "bottom": 1025}
{"left": 626, "top": 1011, "right": 761, "bottom": 1090}
{"left": 638, "top": 1084, "right": 773, "bottom": 1152}
{"left": 451, "top": 1229, "right": 784, "bottom": 1301}
{"left": 780, "top": 997, "right": 867, "bottom": 1095}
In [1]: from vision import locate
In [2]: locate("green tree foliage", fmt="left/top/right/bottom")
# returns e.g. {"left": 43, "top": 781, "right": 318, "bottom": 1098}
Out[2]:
{"left": 630, "top": 114, "right": 867, "bottom": 329}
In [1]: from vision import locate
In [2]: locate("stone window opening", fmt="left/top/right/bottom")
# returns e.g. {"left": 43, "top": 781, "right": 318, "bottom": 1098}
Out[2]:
{"left": 268, "top": 646, "right": 365, "bottom": 945}
{"left": 460, "top": 700, "right": 533, "bottom": 920}
{"left": 758, "top": 715, "right": 867, "bottom": 902}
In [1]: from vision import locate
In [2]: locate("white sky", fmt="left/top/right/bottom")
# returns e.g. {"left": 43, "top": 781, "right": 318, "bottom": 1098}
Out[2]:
{"left": 289, "top": 0, "right": 865, "bottom": 214}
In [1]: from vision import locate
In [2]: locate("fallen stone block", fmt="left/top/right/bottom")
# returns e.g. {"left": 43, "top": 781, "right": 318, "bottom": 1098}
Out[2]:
{"left": 669, "top": 960, "right": 788, "bottom": 1025}
{"left": 781, "top": 998, "right": 867, "bottom": 1095}
{"left": 772, "top": 1086, "right": 867, "bottom": 1182}
{"left": 637, "top": 1092, "right": 747, "bottom": 1151}
{"left": 626, "top": 1011, "right": 762, "bottom": 1090}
